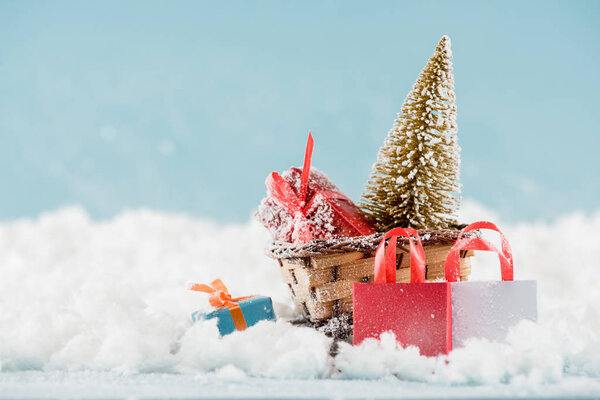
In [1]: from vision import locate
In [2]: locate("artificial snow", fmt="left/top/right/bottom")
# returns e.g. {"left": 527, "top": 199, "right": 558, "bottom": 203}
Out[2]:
{"left": 0, "top": 201, "right": 599, "bottom": 397}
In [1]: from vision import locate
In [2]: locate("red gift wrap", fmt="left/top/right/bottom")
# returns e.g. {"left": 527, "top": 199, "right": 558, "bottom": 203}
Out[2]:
{"left": 257, "top": 133, "right": 375, "bottom": 243}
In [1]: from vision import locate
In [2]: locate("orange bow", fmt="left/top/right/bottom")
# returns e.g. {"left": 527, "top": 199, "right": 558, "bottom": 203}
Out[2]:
{"left": 189, "top": 279, "right": 254, "bottom": 331}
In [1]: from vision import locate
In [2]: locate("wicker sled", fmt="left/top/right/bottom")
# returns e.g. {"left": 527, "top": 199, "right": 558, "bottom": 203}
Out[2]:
{"left": 268, "top": 229, "right": 474, "bottom": 333}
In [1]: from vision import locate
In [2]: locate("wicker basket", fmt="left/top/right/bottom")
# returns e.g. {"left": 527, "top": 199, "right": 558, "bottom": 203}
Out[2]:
{"left": 267, "top": 229, "right": 474, "bottom": 329}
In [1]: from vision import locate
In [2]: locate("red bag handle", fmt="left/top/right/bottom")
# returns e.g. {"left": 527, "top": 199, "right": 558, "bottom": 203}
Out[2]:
{"left": 444, "top": 221, "right": 513, "bottom": 282}
{"left": 374, "top": 228, "right": 426, "bottom": 284}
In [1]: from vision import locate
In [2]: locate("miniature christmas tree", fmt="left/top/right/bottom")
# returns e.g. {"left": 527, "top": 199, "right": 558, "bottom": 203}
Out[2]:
{"left": 361, "top": 35, "right": 461, "bottom": 231}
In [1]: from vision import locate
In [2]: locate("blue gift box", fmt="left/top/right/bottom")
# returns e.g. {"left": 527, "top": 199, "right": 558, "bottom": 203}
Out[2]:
{"left": 191, "top": 296, "right": 275, "bottom": 336}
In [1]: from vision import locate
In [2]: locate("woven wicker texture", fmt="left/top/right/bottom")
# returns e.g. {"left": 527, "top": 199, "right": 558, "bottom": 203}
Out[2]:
{"left": 269, "top": 229, "right": 475, "bottom": 331}
{"left": 267, "top": 228, "right": 470, "bottom": 259}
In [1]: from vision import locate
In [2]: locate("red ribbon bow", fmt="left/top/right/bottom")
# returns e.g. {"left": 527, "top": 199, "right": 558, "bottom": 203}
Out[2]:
{"left": 265, "top": 132, "right": 315, "bottom": 243}
{"left": 266, "top": 132, "right": 373, "bottom": 243}
{"left": 189, "top": 279, "right": 254, "bottom": 331}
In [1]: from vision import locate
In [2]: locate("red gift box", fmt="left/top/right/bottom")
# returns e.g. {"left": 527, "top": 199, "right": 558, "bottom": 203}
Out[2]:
{"left": 353, "top": 228, "right": 453, "bottom": 357}
{"left": 259, "top": 133, "right": 375, "bottom": 243}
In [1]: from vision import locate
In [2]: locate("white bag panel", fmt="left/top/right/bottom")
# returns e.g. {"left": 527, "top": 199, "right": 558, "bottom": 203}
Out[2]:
{"left": 451, "top": 280, "right": 537, "bottom": 348}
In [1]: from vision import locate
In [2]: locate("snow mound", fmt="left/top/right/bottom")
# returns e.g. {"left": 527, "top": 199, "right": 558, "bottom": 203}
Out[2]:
{"left": 0, "top": 203, "right": 599, "bottom": 386}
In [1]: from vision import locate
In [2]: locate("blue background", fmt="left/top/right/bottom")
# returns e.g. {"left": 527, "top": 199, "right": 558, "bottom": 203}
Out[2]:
{"left": 1, "top": 0, "right": 598, "bottom": 222}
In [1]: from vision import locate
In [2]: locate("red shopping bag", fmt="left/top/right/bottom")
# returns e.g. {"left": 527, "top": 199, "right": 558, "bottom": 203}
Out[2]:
{"left": 353, "top": 228, "right": 453, "bottom": 357}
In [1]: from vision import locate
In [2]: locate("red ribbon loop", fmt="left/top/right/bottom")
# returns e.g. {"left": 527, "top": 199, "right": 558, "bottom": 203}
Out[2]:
{"left": 298, "top": 131, "right": 314, "bottom": 206}
{"left": 266, "top": 172, "right": 303, "bottom": 215}
{"left": 264, "top": 133, "right": 315, "bottom": 243}
{"left": 374, "top": 228, "right": 426, "bottom": 284}
{"left": 444, "top": 221, "right": 514, "bottom": 282}
{"left": 189, "top": 279, "right": 254, "bottom": 331}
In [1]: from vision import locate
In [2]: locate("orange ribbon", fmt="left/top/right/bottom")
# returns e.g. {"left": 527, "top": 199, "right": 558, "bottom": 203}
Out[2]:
{"left": 189, "top": 279, "right": 254, "bottom": 331}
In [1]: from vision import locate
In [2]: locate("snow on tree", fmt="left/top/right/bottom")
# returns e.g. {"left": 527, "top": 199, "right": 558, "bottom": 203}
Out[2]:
{"left": 360, "top": 35, "right": 461, "bottom": 231}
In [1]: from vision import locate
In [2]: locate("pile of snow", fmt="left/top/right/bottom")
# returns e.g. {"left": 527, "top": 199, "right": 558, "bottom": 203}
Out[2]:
{"left": 0, "top": 201, "right": 599, "bottom": 387}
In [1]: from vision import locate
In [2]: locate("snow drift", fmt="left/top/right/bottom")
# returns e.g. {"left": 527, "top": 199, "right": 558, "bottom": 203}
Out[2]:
{"left": 0, "top": 201, "right": 599, "bottom": 386}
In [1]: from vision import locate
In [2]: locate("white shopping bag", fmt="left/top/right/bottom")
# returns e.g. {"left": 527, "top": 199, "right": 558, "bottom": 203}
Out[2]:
{"left": 444, "top": 221, "right": 538, "bottom": 348}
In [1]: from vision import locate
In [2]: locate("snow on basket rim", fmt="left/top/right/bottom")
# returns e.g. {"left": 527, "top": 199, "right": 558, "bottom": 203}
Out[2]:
{"left": 266, "top": 226, "right": 475, "bottom": 259}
